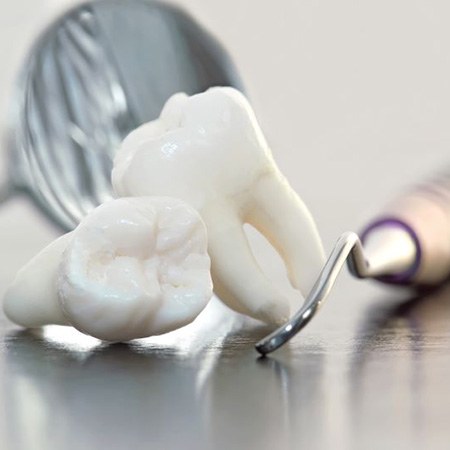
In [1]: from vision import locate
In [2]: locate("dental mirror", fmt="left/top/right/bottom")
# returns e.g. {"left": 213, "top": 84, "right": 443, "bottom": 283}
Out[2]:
{"left": 4, "top": 0, "right": 243, "bottom": 230}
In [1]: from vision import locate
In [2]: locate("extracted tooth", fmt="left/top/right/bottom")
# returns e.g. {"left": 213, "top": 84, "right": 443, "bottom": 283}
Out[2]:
{"left": 112, "top": 87, "right": 325, "bottom": 325}
{"left": 4, "top": 197, "right": 213, "bottom": 341}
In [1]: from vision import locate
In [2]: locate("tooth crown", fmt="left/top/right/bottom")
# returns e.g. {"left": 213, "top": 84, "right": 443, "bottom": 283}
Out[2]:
{"left": 112, "top": 88, "right": 276, "bottom": 212}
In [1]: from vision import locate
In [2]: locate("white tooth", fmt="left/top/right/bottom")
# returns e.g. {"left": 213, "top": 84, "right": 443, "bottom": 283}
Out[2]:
{"left": 204, "top": 205, "right": 290, "bottom": 325}
{"left": 112, "top": 87, "right": 325, "bottom": 325}
{"left": 247, "top": 171, "right": 326, "bottom": 296}
{"left": 160, "top": 92, "right": 189, "bottom": 127}
{"left": 4, "top": 197, "right": 213, "bottom": 341}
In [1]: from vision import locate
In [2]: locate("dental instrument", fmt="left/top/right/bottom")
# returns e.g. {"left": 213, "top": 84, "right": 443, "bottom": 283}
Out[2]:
{"left": 256, "top": 176, "right": 450, "bottom": 354}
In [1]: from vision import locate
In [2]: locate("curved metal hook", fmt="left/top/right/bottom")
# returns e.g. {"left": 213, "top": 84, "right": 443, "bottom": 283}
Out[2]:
{"left": 255, "top": 232, "right": 371, "bottom": 355}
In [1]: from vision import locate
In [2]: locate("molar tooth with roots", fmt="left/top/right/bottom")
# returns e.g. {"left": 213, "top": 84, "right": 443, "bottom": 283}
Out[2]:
{"left": 112, "top": 87, "right": 325, "bottom": 325}
{"left": 3, "top": 197, "right": 213, "bottom": 341}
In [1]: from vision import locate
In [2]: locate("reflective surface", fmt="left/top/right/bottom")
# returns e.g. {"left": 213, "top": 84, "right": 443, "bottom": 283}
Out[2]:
{"left": 2, "top": 0, "right": 450, "bottom": 449}
{"left": 1, "top": 281, "right": 450, "bottom": 449}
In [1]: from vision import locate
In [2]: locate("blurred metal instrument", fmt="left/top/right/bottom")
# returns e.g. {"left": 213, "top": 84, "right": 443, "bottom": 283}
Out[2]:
{"left": 4, "top": 0, "right": 242, "bottom": 230}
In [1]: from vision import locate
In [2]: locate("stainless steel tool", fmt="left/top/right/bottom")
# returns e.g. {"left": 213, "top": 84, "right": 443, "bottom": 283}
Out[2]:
{"left": 255, "top": 230, "right": 417, "bottom": 355}
{"left": 3, "top": 0, "right": 242, "bottom": 230}
{"left": 256, "top": 175, "right": 450, "bottom": 355}
{"left": 256, "top": 232, "right": 374, "bottom": 355}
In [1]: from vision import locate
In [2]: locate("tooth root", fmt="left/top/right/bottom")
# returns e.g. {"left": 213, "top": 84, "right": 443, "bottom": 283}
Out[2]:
{"left": 3, "top": 234, "right": 72, "bottom": 328}
{"left": 204, "top": 206, "right": 291, "bottom": 325}
{"left": 246, "top": 172, "right": 325, "bottom": 297}
{"left": 111, "top": 87, "right": 326, "bottom": 325}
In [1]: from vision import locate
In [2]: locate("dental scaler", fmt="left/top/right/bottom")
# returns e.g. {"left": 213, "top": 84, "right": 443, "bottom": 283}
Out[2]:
{"left": 256, "top": 174, "right": 450, "bottom": 354}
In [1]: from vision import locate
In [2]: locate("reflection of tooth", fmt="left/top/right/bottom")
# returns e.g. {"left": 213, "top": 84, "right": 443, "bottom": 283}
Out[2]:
{"left": 4, "top": 197, "right": 213, "bottom": 341}
{"left": 112, "top": 87, "right": 325, "bottom": 325}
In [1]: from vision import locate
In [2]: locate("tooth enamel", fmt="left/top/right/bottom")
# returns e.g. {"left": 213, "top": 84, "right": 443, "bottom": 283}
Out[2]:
{"left": 112, "top": 87, "right": 325, "bottom": 325}
{"left": 4, "top": 197, "right": 213, "bottom": 341}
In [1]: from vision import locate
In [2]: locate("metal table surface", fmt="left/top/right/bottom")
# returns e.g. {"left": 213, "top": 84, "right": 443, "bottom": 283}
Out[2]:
{"left": 1, "top": 278, "right": 449, "bottom": 450}
{"left": 1, "top": 1, "right": 450, "bottom": 449}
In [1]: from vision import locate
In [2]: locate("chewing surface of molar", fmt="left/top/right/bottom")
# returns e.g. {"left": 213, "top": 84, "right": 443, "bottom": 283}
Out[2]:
{"left": 112, "top": 87, "right": 325, "bottom": 325}
{"left": 4, "top": 197, "right": 213, "bottom": 341}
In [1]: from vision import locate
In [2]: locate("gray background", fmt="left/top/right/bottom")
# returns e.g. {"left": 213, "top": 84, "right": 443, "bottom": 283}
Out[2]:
{"left": 0, "top": 1, "right": 449, "bottom": 449}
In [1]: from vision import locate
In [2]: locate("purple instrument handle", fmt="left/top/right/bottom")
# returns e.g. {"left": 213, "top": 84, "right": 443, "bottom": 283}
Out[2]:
{"left": 360, "top": 217, "right": 422, "bottom": 285}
